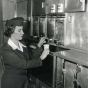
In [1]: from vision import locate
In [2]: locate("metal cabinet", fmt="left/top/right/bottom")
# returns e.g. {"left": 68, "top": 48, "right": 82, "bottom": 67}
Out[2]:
{"left": 33, "top": 0, "right": 65, "bottom": 15}
{"left": 33, "top": 0, "right": 46, "bottom": 15}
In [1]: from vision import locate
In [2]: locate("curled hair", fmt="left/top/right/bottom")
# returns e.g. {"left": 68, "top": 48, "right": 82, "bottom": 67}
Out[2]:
{"left": 4, "top": 25, "right": 16, "bottom": 37}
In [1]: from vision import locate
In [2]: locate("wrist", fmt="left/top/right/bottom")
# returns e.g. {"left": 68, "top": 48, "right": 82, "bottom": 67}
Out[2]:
{"left": 40, "top": 55, "right": 43, "bottom": 60}
{"left": 38, "top": 43, "right": 41, "bottom": 48}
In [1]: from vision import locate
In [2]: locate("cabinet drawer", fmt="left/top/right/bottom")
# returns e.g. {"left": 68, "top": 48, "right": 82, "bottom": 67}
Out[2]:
{"left": 39, "top": 80, "right": 51, "bottom": 88}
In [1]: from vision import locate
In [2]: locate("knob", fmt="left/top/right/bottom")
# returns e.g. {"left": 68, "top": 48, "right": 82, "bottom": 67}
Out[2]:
{"left": 45, "top": 39, "right": 49, "bottom": 43}
{"left": 54, "top": 40, "right": 58, "bottom": 44}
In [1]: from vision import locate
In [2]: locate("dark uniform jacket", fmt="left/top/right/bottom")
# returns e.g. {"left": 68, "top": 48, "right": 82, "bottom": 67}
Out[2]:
{"left": 0, "top": 43, "right": 43, "bottom": 88}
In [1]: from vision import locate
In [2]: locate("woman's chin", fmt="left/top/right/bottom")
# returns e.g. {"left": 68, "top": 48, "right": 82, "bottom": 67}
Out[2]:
{"left": 19, "top": 37, "right": 22, "bottom": 40}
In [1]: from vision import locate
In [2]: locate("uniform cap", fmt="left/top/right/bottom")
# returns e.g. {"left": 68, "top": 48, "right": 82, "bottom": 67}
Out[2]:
{"left": 5, "top": 17, "right": 24, "bottom": 26}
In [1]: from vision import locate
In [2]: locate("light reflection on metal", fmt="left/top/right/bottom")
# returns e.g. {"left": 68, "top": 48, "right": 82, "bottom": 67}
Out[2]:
{"left": 61, "top": 51, "right": 66, "bottom": 56}
{"left": 14, "top": 0, "right": 17, "bottom": 17}
{"left": 65, "top": 0, "right": 85, "bottom": 12}
{"left": 71, "top": 15, "right": 76, "bottom": 44}
{"left": 51, "top": 4, "right": 56, "bottom": 13}
{"left": 57, "top": 4, "right": 64, "bottom": 12}
{"left": 79, "top": 32, "right": 83, "bottom": 47}
{"left": 42, "top": 2, "right": 45, "bottom": 8}
{"left": 65, "top": 36, "right": 71, "bottom": 45}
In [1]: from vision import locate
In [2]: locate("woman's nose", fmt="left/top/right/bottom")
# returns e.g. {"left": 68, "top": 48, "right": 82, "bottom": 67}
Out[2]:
{"left": 21, "top": 30, "right": 24, "bottom": 35}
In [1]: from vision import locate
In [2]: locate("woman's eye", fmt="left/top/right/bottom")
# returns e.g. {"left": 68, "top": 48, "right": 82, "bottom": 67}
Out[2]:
{"left": 18, "top": 29, "right": 21, "bottom": 32}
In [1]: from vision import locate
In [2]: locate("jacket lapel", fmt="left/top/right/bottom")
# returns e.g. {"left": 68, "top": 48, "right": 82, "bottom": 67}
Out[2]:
{"left": 3, "top": 43, "right": 29, "bottom": 60}
{"left": 13, "top": 47, "right": 30, "bottom": 61}
{"left": 23, "top": 47, "right": 30, "bottom": 60}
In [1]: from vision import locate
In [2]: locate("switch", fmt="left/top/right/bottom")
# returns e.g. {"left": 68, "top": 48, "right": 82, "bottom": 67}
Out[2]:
{"left": 76, "top": 64, "right": 82, "bottom": 73}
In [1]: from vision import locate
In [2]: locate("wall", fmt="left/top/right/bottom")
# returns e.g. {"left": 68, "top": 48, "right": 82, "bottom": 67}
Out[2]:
{"left": 2, "top": 0, "right": 16, "bottom": 21}
{"left": 2, "top": 0, "right": 29, "bottom": 43}
{"left": 17, "top": 0, "right": 27, "bottom": 20}
{"left": 2, "top": 0, "right": 16, "bottom": 43}
{"left": 17, "top": 0, "right": 32, "bottom": 37}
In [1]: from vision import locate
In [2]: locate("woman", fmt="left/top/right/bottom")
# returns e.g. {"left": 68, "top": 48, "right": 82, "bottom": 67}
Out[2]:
{"left": 0, "top": 17, "right": 49, "bottom": 88}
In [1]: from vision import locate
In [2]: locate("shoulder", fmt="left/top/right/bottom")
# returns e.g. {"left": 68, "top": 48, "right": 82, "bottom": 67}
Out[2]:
{"left": 0, "top": 43, "right": 12, "bottom": 54}
{"left": 0, "top": 44, "right": 17, "bottom": 60}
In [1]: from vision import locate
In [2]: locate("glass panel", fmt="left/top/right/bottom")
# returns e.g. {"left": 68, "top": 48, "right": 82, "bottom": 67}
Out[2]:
{"left": 33, "top": 17, "right": 39, "bottom": 36}
{"left": 55, "top": 18, "right": 64, "bottom": 44}
{"left": 47, "top": 17, "right": 55, "bottom": 39}
{"left": 39, "top": 17, "right": 46, "bottom": 37}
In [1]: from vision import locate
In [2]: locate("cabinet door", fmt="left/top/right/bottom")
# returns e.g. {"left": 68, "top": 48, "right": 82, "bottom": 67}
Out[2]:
{"left": 64, "top": 61, "right": 76, "bottom": 88}
{"left": 56, "top": 57, "right": 63, "bottom": 88}
{"left": 33, "top": 0, "right": 45, "bottom": 15}
{"left": 77, "top": 66, "right": 88, "bottom": 88}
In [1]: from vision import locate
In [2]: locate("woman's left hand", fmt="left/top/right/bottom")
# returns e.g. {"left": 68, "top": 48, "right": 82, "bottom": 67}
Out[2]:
{"left": 38, "top": 37, "right": 46, "bottom": 47}
{"left": 40, "top": 49, "right": 50, "bottom": 60}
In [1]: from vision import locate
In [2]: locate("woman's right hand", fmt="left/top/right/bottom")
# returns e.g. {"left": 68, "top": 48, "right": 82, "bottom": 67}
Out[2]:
{"left": 38, "top": 37, "right": 46, "bottom": 47}
{"left": 40, "top": 49, "right": 50, "bottom": 60}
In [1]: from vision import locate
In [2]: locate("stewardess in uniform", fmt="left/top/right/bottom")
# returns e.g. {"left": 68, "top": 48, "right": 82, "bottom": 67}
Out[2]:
{"left": 0, "top": 17, "right": 49, "bottom": 88}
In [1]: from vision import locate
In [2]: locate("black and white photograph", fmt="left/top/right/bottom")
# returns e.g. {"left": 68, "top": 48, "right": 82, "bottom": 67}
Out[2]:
{"left": 0, "top": 0, "right": 88, "bottom": 88}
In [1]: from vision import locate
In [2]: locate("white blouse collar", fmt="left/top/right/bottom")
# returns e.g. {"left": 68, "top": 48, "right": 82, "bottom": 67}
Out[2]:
{"left": 8, "top": 38, "right": 26, "bottom": 52}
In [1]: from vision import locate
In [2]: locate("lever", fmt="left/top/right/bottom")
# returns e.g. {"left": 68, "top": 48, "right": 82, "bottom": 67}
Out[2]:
{"left": 73, "top": 80, "right": 82, "bottom": 88}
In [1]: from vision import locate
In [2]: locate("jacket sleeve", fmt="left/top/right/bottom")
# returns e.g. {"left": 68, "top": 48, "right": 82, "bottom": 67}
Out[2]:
{"left": 2, "top": 50, "right": 42, "bottom": 69}
{"left": 30, "top": 46, "right": 43, "bottom": 60}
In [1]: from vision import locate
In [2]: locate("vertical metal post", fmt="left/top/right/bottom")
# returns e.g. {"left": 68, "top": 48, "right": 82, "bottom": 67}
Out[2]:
{"left": 30, "top": 0, "right": 33, "bottom": 36}
{"left": 0, "top": 0, "right": 4, "bottom": 47}
{"left": 38, "top": 16, "right": 39, "bottom": 37}
{"left": 62, "top": 59, "right": 65, "bottom": 88}
{"left": 45, "top": 15, "right": 48, "bottom": 38}
{"left": 52, "top": 55, "right": 57, "bottom": 88}
{"left": 64, "top": 13, "right": 67, "bottom": 46}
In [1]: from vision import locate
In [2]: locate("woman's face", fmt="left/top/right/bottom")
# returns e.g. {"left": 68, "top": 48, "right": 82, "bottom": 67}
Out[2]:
{"left": 11, "top": 26, "right": 24, "bottom": 40}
